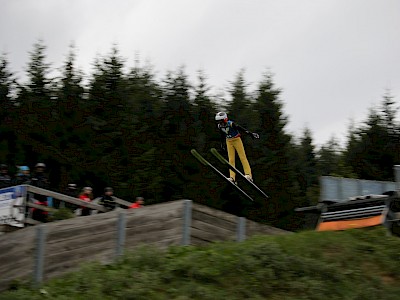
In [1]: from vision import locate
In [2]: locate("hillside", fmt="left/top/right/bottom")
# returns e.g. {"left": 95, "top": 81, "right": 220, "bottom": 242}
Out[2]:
{"left": 2, "top": 227, "right": 400, "bottom": 300}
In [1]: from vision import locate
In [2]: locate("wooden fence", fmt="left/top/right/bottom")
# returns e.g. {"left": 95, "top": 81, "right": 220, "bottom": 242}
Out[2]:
{"left": 0, "top": 199, "right": 289, "bottom": 291}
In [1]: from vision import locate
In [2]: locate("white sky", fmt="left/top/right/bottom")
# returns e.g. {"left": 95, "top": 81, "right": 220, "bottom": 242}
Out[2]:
{"left": 1, "top": 0, "right": 400, "bottom": 148}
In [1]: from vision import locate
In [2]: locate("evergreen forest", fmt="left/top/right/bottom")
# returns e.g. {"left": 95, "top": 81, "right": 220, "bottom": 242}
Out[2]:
{"left": 1, "top": 41, "right": 399, "bottom": 230}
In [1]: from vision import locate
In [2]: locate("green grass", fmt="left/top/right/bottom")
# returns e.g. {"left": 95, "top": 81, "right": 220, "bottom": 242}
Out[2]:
{"left": 2, "top": 227, "right": 400, "bottom": 300}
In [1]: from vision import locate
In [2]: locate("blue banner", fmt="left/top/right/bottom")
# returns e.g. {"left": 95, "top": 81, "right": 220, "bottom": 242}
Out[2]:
{"left": 0, "top": 185, "right": 27, "bottom": 227}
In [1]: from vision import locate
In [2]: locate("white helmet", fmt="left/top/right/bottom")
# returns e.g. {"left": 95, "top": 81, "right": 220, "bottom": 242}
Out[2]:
{"left": 35, "top": 162, "right": 46, "bottom": 168}
{"left": 215, "top": 112, "right": 227, "bottom": 121}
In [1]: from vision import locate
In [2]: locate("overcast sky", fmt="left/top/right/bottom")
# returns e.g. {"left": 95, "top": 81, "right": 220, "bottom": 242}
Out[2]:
{"left": 1, "top": 0, "right": 399, "bottom": 148}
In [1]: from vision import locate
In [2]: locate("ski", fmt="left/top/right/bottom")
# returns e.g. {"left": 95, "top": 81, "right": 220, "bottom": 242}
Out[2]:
{"left": 191, "top": 149, "right": 254, "bottom": 202}
{"left": 210, "top": 148, "right": 269, "bottom": 199}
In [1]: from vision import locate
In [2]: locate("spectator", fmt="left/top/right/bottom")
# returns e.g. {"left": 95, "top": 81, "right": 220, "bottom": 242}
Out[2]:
{"left": 54, "top": 183, "right": 77, "bottom": 209}
{"left": 30, "top": 163, "right": 50, "bottom": 219}
{"left": 63, "top": 183, "right": 79, "bottom": 210}
{"left": 31, "top": 197, "right": 49, "bottom": 223}
{"left": 13, "top": 166, "right": 31, "bottom": 185}
{"left": 129, "top": 197, "right": 144, "bottom": 209}
{"left": 97, "top": 187, "right": 118, "bottom": 212}
{"left": 65, "top": 183, "right": 78, "bottom": 197}
{"left": 77, "top": 187, "right": 93, "bottom": 216}
{"left": 31, "top": 163, "right": 50, "bottom": 190}
{"left": 0, "top": 164, "right": 12, "bottom": 189}
{"left": 13, "top": 166, "right": 33, "bottom": 220}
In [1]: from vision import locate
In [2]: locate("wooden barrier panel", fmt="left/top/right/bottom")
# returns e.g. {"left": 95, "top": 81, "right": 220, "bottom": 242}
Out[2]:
{"left": 124, "top": 201, "right": 185, "bottom": 249}
{"left": 246, "top": 219, "right": 290, "bottom": 236}
{"left": 0, "top": 199, "right": 290, "bottom": 291}
{"left": 190, "top": 203, "right": 238, "bottom": 245}
{"left": 0, "top": 225, "right": 36, "bottom": 290}
{"left": 191, "top": 210, "right": 237, "bottom": 232}
{"left": 190, "top": 203, "right": 290, "bottom": 245}
{"left": 44, "top": 240, "right": 115, "bottom": 280}
{"left": 192, "top": 203, "right": 238, "bottom": 224}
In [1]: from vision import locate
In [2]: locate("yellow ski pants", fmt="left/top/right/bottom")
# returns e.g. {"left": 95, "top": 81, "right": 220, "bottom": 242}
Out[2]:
{"left": 226, "top": 136, "right": 252, "bottom": 180}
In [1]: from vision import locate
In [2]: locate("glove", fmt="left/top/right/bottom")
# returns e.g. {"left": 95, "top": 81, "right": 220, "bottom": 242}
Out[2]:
{"left": 251, "top": 132, "right": 260, "bottom": 139}
{"left": 220, "top": 143, "right": 226, "bottom": 151}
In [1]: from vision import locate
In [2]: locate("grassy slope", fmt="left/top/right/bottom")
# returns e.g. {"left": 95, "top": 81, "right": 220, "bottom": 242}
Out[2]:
{"left": 2, "top": 227, "right": 400, "bottom": 300}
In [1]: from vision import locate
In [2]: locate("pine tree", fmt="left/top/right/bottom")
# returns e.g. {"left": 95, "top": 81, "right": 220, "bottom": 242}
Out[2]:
{"left": 0, "top": 54, "right": 14, "bottom": 113}
{"left": 88, "top": 46, "right": 127, "bottom": 127}
{"left": 192, "top": 70, "right": 217, "bottom": 151}
{"left": 123, "top": 61, "right": 164, "bottom": 200}
{"left": 158, "top": 67, "right": 194, "bottom": 200}
{"left": 53, "top": 44, "right": 87, "bottom": 188}
{"left": 317, "top": 136, "right": 342, "bottom": 176}
{"left": 295, "top": 127, "right": 318, "bottom": 198}
{"left": 127, "top": 61, "right": 162, "bottom": 132}
{"left": 381, "top": 89, "right": 397, "bottom": 133}
{"left": 380, "top": 90, "right": 400, "bottom": 166}
{"left": 26, "top": 40, "right": 51, "bottom": 97}
{"left": 161, "top": 67, "right": 193, "bottom": 136}
{"left": 86, "top": 46, "right": 130, "bottom": 190}
{"left": 252, "top": 72, "right": 302, "bottom": 229}
{"left": 227, "top": 69, "right": 251, "bottom": 125}
{"left": 16, "top": 40, "right": 55, "bottom": 167}
{"left": 189, "top": 71, "right": 223, "bottom": 207}
{"left": 58, "top": 44, "right": 85, "bottom": 118}
{"left": 0, "top": 53, "right": 17, "bottom": 165}
{"left": 344, "top": 107, "right": 395, "bottom": 180}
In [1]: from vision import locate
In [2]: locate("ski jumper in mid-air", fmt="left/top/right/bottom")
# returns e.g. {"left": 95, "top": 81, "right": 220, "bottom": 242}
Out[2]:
{"left": 215, "top": 112, "right": 259, "bottom": 183}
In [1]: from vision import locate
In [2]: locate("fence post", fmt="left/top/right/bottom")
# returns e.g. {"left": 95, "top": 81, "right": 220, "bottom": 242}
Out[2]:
{"left": 181, "top": 200, "right": 192, "bottom": 246}
{"left": 338, "top": 177, "right": 344, "bottom": 200}
{"left": 116, "top": 211, "right": 126, "bottom": 258}
{"left": 34, "top": 224, "right": 46, "bottom": 287}
{"left": 357, "top": 179, "right": 362, "bottom": 196}
{"left": 394, "top": 165, "right": 400, "bottom": 191}
{"left": 236, "top": 217, "right": 246, "bottom": 242}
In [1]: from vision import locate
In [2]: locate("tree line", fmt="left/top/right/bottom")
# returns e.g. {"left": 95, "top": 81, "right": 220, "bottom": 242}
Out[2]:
{"left": 0, "top": 41, "right": 399, "bottom": 230}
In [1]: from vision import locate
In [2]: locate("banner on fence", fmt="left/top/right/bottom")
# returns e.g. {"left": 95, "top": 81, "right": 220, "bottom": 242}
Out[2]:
{"left": 0, "top": 185, "right": 27, "bottom": 227}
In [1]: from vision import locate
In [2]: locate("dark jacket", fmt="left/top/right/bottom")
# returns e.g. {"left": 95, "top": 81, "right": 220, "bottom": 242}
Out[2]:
{"left": 63, "top": 188, "right": 79, "bottom": 210}
{"left": 30, "top": 173, "right": 49, "bottom": 189}
{"left": 31, "top": 173, "right": 50, "bottom": 203}
{"left": 0, "top": 174, "right": 12, "bottom": 189}
{"left": 13, "top": 175, "right": 31, "bottom": 186}
{"left": 98, "top": 195, "right": 118, "bottom": 211}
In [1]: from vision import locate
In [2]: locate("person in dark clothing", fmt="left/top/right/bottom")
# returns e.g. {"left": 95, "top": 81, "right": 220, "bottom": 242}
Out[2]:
{"left": 13, "top": 166, "right": 31, "bottom": 185}
{"left": 0, "top": 164, "right": 12, "bottom": 189}
{"left": 65, "top": 183, "right": 78, "bottom": 197}
{"left": 30, "top": 163, "right": 50, "bottom": 222}
{"left": 98, "top": 187, "right": 118, "bottom": 212}
{"left": 30, "top": 163, "right": 50, "bottom": 190}
{"left": 63, "top": 183, "right": 79, "bottom": 211}
{"left": 30, "top": 200, "right": 49, "bottom": 222}
{"left": 13, "top": 166, "right": 33, "bottom": 220}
